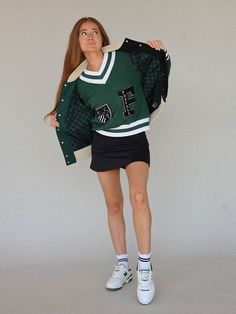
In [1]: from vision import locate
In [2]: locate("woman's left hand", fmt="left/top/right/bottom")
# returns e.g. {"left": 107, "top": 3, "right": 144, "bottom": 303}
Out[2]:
{"left": 147, "top": 39, "right": 166, "bottom": 51}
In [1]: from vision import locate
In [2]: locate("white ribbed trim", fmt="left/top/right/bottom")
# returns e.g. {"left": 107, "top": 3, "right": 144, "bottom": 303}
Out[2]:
{"left": 96, "top": 125, "right": 150, "bottom": 137}
{"left": 67, "top": 42, "right": 123, "bottom": 82}
{"left": 108, "top": 117, "right": 149, "bottom": 130}
{"left": 83, "top": 52, "right": 108, "bottom": 76}
{"left": 79, "top": 51, "right": 116, "bottom": 84}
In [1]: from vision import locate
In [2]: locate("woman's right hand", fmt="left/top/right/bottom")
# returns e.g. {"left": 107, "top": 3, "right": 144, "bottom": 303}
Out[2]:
{"left": 50, "top": 113, "right": 60, "bottom": 128}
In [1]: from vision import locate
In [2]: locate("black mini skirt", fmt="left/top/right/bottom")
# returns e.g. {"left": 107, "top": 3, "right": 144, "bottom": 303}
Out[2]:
{"left": 90, "top": 131, "right": 150, "bottom": 172}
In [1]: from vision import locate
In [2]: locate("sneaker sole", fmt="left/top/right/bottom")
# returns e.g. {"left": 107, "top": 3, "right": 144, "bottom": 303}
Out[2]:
{"left": 106, "top": 275, "right": 133, "bottom": 291}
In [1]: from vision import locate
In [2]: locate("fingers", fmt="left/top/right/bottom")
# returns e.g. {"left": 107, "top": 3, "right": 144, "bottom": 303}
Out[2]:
{"left": 147, "top": 39, "right": 166, "bottom": 51}
{"left": 50, "top": 113, "right": 60, "bottom": 127}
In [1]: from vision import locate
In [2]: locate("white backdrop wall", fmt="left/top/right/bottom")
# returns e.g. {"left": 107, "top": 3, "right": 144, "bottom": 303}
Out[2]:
{"left": 0, "top": 0, "right": 235, "bottom": 266}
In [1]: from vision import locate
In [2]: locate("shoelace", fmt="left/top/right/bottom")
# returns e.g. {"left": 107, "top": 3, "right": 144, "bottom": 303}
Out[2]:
{"left": 139, "top": 270, "right": 152, "bottom": 289}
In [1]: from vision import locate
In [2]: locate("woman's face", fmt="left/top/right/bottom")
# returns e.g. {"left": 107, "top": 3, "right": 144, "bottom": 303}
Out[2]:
{"left": 79, "top": 21, "right": 103, "bottom": 53}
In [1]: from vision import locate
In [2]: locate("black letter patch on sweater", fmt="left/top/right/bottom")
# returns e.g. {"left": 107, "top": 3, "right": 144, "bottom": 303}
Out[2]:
{"left": 95, "top": 104, "right": 112, "bottom": 124}
{"left": 118, "top": 86, "right": 135, "bottom": 118}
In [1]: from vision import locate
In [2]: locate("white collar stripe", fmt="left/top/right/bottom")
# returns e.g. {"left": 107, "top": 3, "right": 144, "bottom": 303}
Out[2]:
{"left": 79, "top": 51, "right": 116, "bottom": 84}
{"left": 83, "top": 52, "right": 109, "bottom": 76}
{"left": 82, "top": 51, "right": 112, "bottom": 79}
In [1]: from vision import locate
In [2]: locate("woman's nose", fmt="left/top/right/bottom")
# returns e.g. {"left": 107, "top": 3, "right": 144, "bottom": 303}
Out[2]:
{"left": 87, "top": 32, "right": 94, "bottom": 39}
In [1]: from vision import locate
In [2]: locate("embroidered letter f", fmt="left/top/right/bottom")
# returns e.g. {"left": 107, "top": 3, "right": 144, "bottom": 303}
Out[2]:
{"left": 118, "top": 86, "right": 135, "bottom": 118}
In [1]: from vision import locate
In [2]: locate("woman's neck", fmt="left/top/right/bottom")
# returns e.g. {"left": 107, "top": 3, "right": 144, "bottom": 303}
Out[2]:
{"left": 84, "top": 51, "right": 104, "bottom": 72}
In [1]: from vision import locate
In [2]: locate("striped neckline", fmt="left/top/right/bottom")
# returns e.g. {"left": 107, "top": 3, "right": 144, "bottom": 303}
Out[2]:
{"left": 79, "top": 51, "right": 116, "bottom": 84}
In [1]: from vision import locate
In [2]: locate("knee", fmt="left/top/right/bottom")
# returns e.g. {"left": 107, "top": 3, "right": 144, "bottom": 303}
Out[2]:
{"left": 130, "top": 191, "right": 147, "bottom": 210}
{"left": 106, "top": 198, "right": 123, "bottom": 215}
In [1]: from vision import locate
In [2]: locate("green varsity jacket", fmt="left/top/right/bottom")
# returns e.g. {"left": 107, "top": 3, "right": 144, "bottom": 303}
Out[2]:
{"left": 55, "top": 38, "right": 171, "bottom": 166}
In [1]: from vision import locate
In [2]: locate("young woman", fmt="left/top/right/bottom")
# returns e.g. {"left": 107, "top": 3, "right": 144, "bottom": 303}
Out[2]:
{"left": 45, "top": 17, "right": 171, "bottom": 305}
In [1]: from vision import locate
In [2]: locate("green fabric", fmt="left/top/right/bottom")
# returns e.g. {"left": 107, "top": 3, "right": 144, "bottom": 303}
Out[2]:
{"left": 55, "top": 41, "right": 171, "bottom": 166}
{"left": 77, "top": 51, "right": 150, "bottom": 132}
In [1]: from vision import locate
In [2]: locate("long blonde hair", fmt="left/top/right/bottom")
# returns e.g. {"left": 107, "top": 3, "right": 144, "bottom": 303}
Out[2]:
{"left": 44, "top": 17, "right": 110, "bottom": 120}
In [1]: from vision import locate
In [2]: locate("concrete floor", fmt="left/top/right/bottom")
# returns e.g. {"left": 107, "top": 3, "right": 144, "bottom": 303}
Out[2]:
{"left": 0, "top": 256, "right": 235, "bottom": 314}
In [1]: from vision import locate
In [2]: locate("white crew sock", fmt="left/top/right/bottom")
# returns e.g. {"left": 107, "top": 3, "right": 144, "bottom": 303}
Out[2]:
{"left": 138, "top": 252, "right": 151, "bottom": 270}
{"left": 116, "top": 253, "right": 129, "bottom": 269}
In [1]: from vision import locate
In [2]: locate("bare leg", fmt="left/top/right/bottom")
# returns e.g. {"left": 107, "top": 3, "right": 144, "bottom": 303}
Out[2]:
{"left": 125, "top": 161, "right": 152, "bottom": 254}
{"left": 97, "top": 168, "right": 127, "bottom": 255}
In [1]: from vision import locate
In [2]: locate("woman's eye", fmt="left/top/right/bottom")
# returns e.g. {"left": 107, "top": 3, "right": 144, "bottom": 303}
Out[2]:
{"left": 81, "top": 31, "right": 87, "bottom": 36}
{"left": 93, "top": 31, "right": 98, "bottom": 35}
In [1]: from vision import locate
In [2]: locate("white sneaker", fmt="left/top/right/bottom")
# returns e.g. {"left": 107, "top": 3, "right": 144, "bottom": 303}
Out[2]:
{"left": 137, "top": 264, "right": 155, "bottom": 304}
{"left": 105, "top": 264, "right": 132, "bottom": 290}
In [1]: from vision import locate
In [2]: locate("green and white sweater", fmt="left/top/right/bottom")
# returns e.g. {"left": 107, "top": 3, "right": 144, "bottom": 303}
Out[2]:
{"left": 77, "top": 51, "right": 150, "bottom": 137}
{"left": 55, "top": 38, "right": 171, "bottom": 165}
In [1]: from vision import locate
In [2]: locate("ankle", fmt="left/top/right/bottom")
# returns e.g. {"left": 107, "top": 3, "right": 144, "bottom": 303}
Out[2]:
{"left": 138, "top": 251, "right": 151, "bottom": 270}
{"left": 116, "top": 253, "right": 129, "bottom": 269}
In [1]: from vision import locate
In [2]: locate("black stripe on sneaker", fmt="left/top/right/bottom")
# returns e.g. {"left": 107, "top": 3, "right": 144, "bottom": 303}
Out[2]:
{"left": 127, "top": 274, "right": 132, "bottom": 280}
